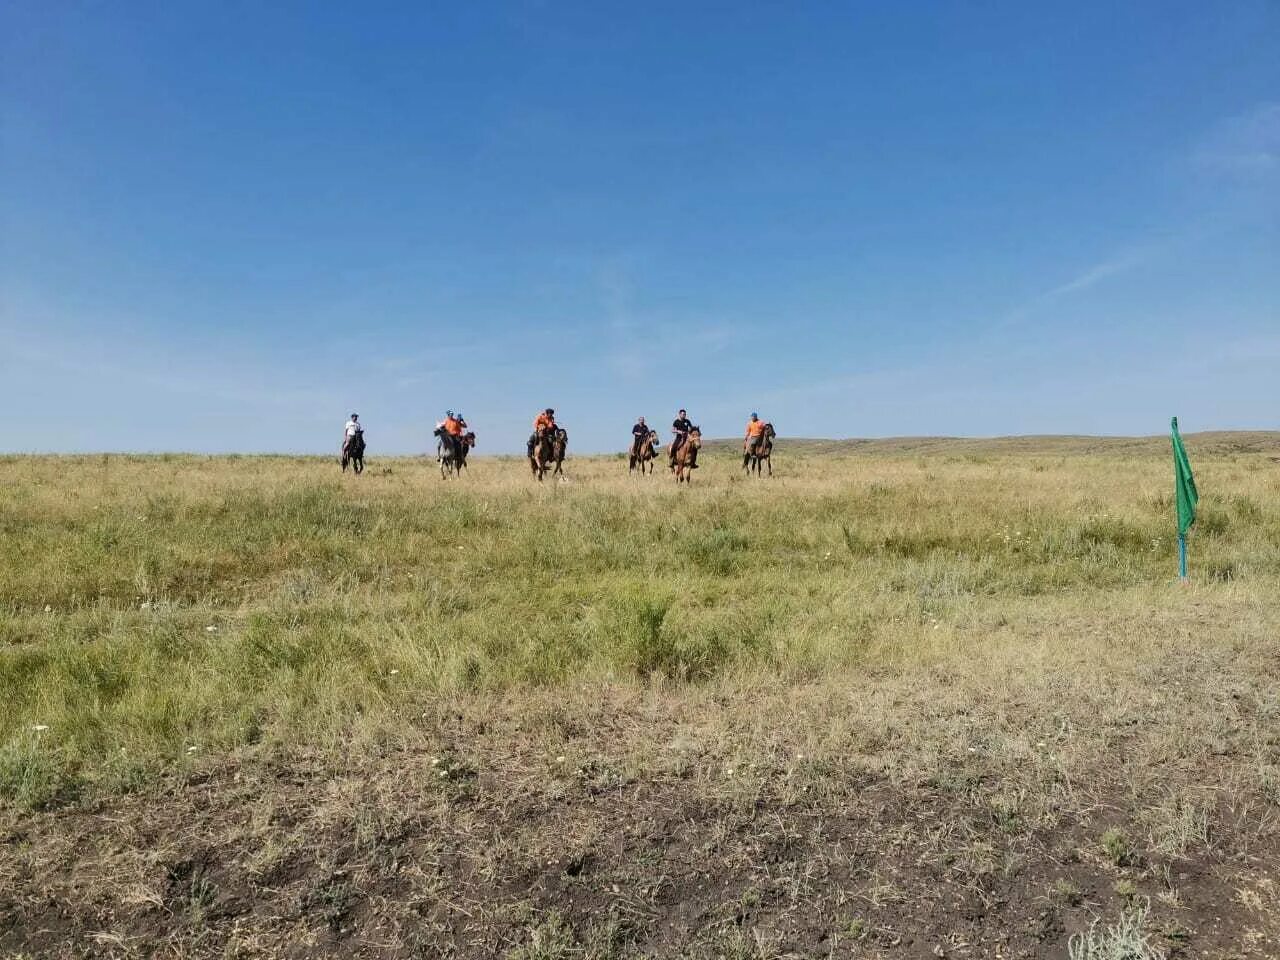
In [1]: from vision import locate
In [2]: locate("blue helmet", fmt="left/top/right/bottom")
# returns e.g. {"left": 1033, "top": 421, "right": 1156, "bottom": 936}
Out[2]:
{"left": 751, "top": 411, "right": 758, "bottom": 418}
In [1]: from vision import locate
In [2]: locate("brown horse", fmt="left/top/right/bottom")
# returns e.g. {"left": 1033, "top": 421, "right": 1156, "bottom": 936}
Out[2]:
{"left": 629, "top": 430, "right": 659, "bottom": 474}
{"left": 673, "top": 427, "right": 701, "bottom": 483}
{"left": 529, "top": 427, "right": 566, "bottom": 480}
{"left": 529, "top": 429, "right": 553, "bottom": 480}
{"left": 743, "top": 423, "right": 775, "bottom": 476}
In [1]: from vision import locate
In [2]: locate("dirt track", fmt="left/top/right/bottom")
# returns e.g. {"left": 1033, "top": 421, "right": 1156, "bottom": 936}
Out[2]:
{"left": 5, "top": 688, "right": 1278, "bottom": 959}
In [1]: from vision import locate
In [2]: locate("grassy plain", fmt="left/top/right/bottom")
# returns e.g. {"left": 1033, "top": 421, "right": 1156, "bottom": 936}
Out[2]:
{"left": 2, "top": 435, "right": 1279, "bottom": 958}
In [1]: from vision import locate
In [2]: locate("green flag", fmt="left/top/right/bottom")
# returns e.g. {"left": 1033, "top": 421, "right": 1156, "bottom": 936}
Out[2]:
{"left": 1171, "top": 417, "right": 1197, "bottom": 536}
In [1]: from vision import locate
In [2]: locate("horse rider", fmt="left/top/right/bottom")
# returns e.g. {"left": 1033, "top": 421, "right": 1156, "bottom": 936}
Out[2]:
{"left": 342, "top": 412, "right": 362, "bottom": 454}
{"left": 529, "top": 408, "right": 556, "bottom": 457}
{"left": 439, "top": 410, "right": 465, "bottom": 457}
{"left": 443, "top": 410, "right": 465, "bottom": 438}
{"left": 745, "top": 412, "right": 767, "bottom": 457}
{"left": 631, "top": 416, "right": 651, "bottom": 457}
{"left": 670, "top": 408, "right": 697, "bottom": 469}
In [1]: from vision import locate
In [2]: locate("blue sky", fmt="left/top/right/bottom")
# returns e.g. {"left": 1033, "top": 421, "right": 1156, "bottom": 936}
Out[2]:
{"left": 2, "top": 2, "right": 1277, "bottom": 454}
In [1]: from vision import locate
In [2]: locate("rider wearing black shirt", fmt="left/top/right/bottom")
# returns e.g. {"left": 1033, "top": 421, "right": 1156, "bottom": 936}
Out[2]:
{"left": 670, "top": 409, "right": 697, "bottom": 468}
{"left": 631, "top": 417, "right": 651, "bottom": 456}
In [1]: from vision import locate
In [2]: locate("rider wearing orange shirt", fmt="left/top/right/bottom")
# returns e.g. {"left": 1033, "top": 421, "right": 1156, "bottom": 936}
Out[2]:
{"left": 529, "top": 408, "right": 556, "bottom": 456}
{"left": 745, "top": 412, "right": 767, "bottom": 455}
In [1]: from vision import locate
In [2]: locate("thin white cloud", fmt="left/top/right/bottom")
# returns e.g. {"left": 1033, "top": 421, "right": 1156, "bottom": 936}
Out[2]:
{"left": 994, "top": 246, "right": 1155, "bottom": 330}
{"left": 1039, "top": 250, "right": 1149, "bottom": 299}
{"left": 1191, "top": 102, "right": 1280, "bottom": 178}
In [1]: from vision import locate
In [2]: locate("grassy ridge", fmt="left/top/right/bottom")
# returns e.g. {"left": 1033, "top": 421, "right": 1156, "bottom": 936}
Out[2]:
{"left": 1, "top": 442, "right": 1279, "bottom": 808}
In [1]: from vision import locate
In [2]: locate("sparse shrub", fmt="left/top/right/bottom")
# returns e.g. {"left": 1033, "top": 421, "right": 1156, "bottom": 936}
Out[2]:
{"left": 1067, "top": 899, "right": 1164, "bottom": 960}
{"left": 1147, "top": 798, "right": 1210, "bottom": 857}
{"left": 1100, "top": 828, "right": 1137, "bottom": 867}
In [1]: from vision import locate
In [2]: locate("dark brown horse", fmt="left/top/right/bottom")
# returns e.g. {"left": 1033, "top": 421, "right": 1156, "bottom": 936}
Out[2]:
{"left": 743, "top": 423, "right": 775, "bottom": 477}
{"left": 629, "top": 430, "right": 659, "bottom": 474}
{"left": 549, "top": 427, "right": 568, "bottom": 477}
{"left": 673, "top": 427, "right": 701, "bottom": 484}
{"left": 458, "top": 431, "right": 476, "bottom": 471}
{"left": 530, "top": 427, "right": 567, "bottom": 480}
{"left": 341, "top": 431, "right": 365, "bottom": 474}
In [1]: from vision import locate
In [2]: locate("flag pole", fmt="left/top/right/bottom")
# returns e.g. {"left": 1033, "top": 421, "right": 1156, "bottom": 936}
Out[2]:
{"left": 1171, "top": 416, "right": 1197, "bottom": 585}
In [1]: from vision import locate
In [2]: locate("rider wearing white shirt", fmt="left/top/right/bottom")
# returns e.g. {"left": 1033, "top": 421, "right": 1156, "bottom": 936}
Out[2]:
{"left": 343, "top": 413, "right": 362, "bottom": 452}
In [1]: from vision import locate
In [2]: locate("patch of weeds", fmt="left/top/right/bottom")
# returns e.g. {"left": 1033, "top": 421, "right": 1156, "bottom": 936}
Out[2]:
{"left": 583, "top": 904, "right": 645, "bottom": 959}
{"left": 0, "top": 736, "right": 74, "bottom": 810}
{"left": 1206, "top": 561, "right": 1236, "bottom": 583}
{"left": 1068, "top": 899, "right": 1164, "bottom": 960}
{"left": 1195, "top": 506, "right": 1229, "bottom": 536}
{"left": 1230, "top": 495, "right": 1262, "bottom": 522}
{"left": 166, "top": 855, "right": 219, "bottom": 924}
{"left": 843, "top": 917, "right": 869, "bottom": 940}
{"left": 1053, "top": 877, "right": 1084, "bottom": 906}
{"left": 1113, "top": 878, "right": 1138, "bottom": 904}
{"left": 1261, "top": 765, "right": 1280, "bottom": 805}
{"left": 458, "top": 652, "right": 483, "bottom": 690}
{"left": 1100, "top": 828, "right": 1138, "bottom": 867}
{"left": 429, "top": 751, "right": 478, "bottom": 799}
{"left": 989, "top": 794, "right": 1022, "bottom": 833}
{"left": 840, "top": 524, "right": 871, "bottom": 559}
{"left": 687, "top": 526, "right": 748, "bottom": 575}
{"left": 507, "top": 909, "right": 577, "bottom": 960}
{"left": 300, "top": 876, "right": 359, "bottom": 933}
{"left": 699, "top": 924, "right": 779, "bottom": 960}
{"left": 1147, "top": 798, "right": 1210, "bottom": 858}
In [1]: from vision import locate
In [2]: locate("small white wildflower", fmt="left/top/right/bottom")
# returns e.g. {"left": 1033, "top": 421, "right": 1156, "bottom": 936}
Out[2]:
{"left": 32, "top": 724, "right": 49, "bottom": 732}
{"left": 556, "top": 756, "right": 566, "bottom": 763}
{"left": 205, "top": 625, "right": 217, "bottom": 632}
{"left": 44, "top": 604, "right": 52, "bottom": 613}
{"left": 186, "top": 746, "right": 198, "bottom": 753}
{"left": 389, "top": 669, "right": 399, "bottom": 676}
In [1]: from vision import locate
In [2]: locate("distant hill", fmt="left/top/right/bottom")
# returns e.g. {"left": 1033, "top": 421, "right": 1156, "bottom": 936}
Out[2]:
{"left": 702, "top": 431, "right": 1280, "bottom": 456}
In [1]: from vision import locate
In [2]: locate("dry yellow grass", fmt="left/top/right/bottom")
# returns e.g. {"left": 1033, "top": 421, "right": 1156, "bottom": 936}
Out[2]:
{"left": 1, "top": 437, "right": 1278, "bottom": 957}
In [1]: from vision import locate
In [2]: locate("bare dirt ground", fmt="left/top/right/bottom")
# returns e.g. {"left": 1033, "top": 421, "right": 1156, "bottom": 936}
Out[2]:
{"left": 5, "top": 657, "right": 1279, "bottom": 959}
